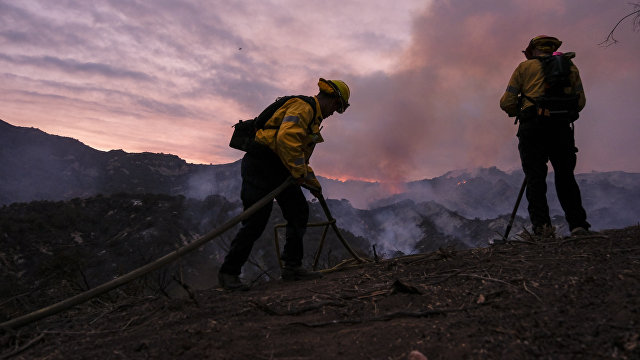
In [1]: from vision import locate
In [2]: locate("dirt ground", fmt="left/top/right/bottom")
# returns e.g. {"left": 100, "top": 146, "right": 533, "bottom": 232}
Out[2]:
{"left": 2, "top": 226, "right": 639, "bottom": 359}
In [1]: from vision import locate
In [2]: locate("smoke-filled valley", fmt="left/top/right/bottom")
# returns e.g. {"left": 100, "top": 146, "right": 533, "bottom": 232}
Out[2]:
{"left": 2, "top": 118, "right": 638, "bottom": 249}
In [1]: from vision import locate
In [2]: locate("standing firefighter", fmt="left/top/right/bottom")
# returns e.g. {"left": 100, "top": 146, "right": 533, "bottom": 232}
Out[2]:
{"left": 500, "top": 35, "right": 591, "bottom": 237}
{"left": 218, "top": 78, "right": 351, "bottom": 290}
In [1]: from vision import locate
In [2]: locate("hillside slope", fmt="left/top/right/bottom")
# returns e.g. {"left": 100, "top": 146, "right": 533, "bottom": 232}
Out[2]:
{"left": 0, "top": 193, "right": 371, "bottom": 313}
{"left": 2, "top": 227, "right": 638, "bottom": 359}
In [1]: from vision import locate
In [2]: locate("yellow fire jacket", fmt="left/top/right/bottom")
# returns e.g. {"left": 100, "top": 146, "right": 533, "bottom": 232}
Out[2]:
{"left": 255, "top": 97, "right": 323, "bottom": 189}
{"left": 500, "top": 57, "right": 586, "bottom": 117}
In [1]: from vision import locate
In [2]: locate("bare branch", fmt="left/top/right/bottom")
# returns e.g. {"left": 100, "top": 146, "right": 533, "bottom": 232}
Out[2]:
{"left": 600, "top": 3, "right": 640, "bottom": 46}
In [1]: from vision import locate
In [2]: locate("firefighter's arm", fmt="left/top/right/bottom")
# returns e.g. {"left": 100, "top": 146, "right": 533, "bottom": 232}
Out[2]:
{"left": 303, "top": 166, "right": 321, "bottom": 191}
{"left": 571, "top": 65, "right": 586, "bottom": 111}
{"left": 500, "top": 67, "right": 522, "bottom": 117}
{"left": 275, "top": 104, "right": 318, "bottom": 188}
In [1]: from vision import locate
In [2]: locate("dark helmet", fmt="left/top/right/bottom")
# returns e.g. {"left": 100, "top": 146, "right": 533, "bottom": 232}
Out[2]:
{"left": 523, "top": 35, "right": 562, "bottom": 59}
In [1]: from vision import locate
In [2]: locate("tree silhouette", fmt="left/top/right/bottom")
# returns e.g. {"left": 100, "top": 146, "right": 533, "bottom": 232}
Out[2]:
{"left": 600, "top": 3, "right": 640, "bottom": 46}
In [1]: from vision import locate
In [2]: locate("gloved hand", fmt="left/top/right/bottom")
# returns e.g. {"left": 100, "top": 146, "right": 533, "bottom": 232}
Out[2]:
{"left": 309, "top": 187, "right": 322, "bottom": 199}
{"left": 297, "top": 177, "right": 322, "bottom": 198}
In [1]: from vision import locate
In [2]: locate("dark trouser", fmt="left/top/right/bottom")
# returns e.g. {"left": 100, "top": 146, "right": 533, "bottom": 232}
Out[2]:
{"left": 517, "top": 115, "right": 590, "bottom": 232}
{"left": 219, "top": 147, "right": 309, "bottom": 276}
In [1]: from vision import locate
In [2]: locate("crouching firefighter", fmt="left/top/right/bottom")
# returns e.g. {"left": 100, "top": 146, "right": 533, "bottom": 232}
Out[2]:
{"left": 218, "top": 78, "right": 351, "bottom": 290}
{"left": 499, "top": 35, "right": 591, "bottom": 237}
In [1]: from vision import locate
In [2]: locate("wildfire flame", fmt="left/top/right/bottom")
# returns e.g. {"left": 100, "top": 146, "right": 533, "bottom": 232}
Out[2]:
{"left": 457, "top": 180, "right": 468, "bottom": 186}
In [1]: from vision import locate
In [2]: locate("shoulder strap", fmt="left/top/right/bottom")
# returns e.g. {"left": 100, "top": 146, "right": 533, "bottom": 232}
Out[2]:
{"left": 295, "top": 95, "right": 318, "bottom": 133}
{"left": 255, "top": 95, "right": 318, "bottom": 133}
{"left": 254, "top": 96, "right": 294, "bottom": 130}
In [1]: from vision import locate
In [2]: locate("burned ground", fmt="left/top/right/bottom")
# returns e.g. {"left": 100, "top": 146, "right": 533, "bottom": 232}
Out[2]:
{"left": 2, "top": 226, "right": 639, "bottom": 359}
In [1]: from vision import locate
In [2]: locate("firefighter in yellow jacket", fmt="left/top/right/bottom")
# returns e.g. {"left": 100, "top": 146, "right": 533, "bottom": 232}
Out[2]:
{"left": 218, "top": 78, "right": 350, "bottom": 290}
{"left": 500, "top": 35, "right": 591, "bottom": 237}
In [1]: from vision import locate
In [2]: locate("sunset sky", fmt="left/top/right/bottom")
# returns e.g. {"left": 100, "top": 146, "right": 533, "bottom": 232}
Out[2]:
{"left": 1, "top": 0, "right": 639, "bottom": 182}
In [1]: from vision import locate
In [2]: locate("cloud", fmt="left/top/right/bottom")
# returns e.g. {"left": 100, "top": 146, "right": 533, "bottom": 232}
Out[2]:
{"left": 1, "top": 0, "right": 638, "bottom": 182}
{"left": 0, "top": 54, "right": 152, "bottom": 81}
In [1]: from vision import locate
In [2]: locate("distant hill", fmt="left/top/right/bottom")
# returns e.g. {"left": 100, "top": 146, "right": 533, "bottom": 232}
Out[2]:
{"left": 369, "top": 167, "right": 640, "bottom": 231}
{"left": 2, "top": 118, "right": 639, "bottom": 239}
{"left": 0, "top": 119, "right": 242, "bottom": 204}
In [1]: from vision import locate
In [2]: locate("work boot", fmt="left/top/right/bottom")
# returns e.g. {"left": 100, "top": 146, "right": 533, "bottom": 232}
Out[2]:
{"left": 515, "top": 225, "right": 556, "bottom": 241}
{"left": 281, "top": 266, "right": 323, "bottom": 282}
{"left": 217, "top": 271, "right": 249, "bottom": 291}
{"left": 533, "top": 224, "right": 557, "bottom": 239}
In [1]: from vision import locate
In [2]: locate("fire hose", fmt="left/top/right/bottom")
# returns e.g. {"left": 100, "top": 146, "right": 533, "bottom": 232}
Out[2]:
{"left": 1, "top": 177, "right": 363, "bottom": 330}
{"left": 302, "top": 184, "right": 365, "bottom": 264}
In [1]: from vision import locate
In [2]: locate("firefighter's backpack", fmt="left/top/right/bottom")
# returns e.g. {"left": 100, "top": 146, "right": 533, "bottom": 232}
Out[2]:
{"left": 524, "top": 52, "right": 581, "bottom": 122}
{"left": 229, "top": 95, "right": 317, "bottom": 151}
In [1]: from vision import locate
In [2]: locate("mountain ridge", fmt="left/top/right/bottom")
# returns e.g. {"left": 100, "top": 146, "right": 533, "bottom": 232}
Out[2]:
{"left": 2, "top": 118, "right": 639, "bottom": 242}
{"left": 2, "top": 118, "right": 639, "bottom": 226}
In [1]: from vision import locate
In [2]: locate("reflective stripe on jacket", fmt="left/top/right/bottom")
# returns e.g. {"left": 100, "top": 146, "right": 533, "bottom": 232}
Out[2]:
{"left": 254, "top": 97, "right": 323, "bottom": 188}
{"left": 500, "top": 58, "right": 586, "bottom": 117}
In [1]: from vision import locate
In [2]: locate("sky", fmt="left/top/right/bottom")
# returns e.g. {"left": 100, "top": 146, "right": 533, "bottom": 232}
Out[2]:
{"left": 1, "top": 0, "right": 639, "bottom": 183}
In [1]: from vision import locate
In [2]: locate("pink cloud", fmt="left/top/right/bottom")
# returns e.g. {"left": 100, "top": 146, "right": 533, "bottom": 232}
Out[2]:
{"left": 1, "top": 1, "right": 638, "bottom": 184}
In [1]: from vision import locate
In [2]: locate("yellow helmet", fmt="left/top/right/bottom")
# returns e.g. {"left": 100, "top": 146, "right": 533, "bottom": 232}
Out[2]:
{"left": 318, "top": 78, "right": 350, "bottom": 113}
